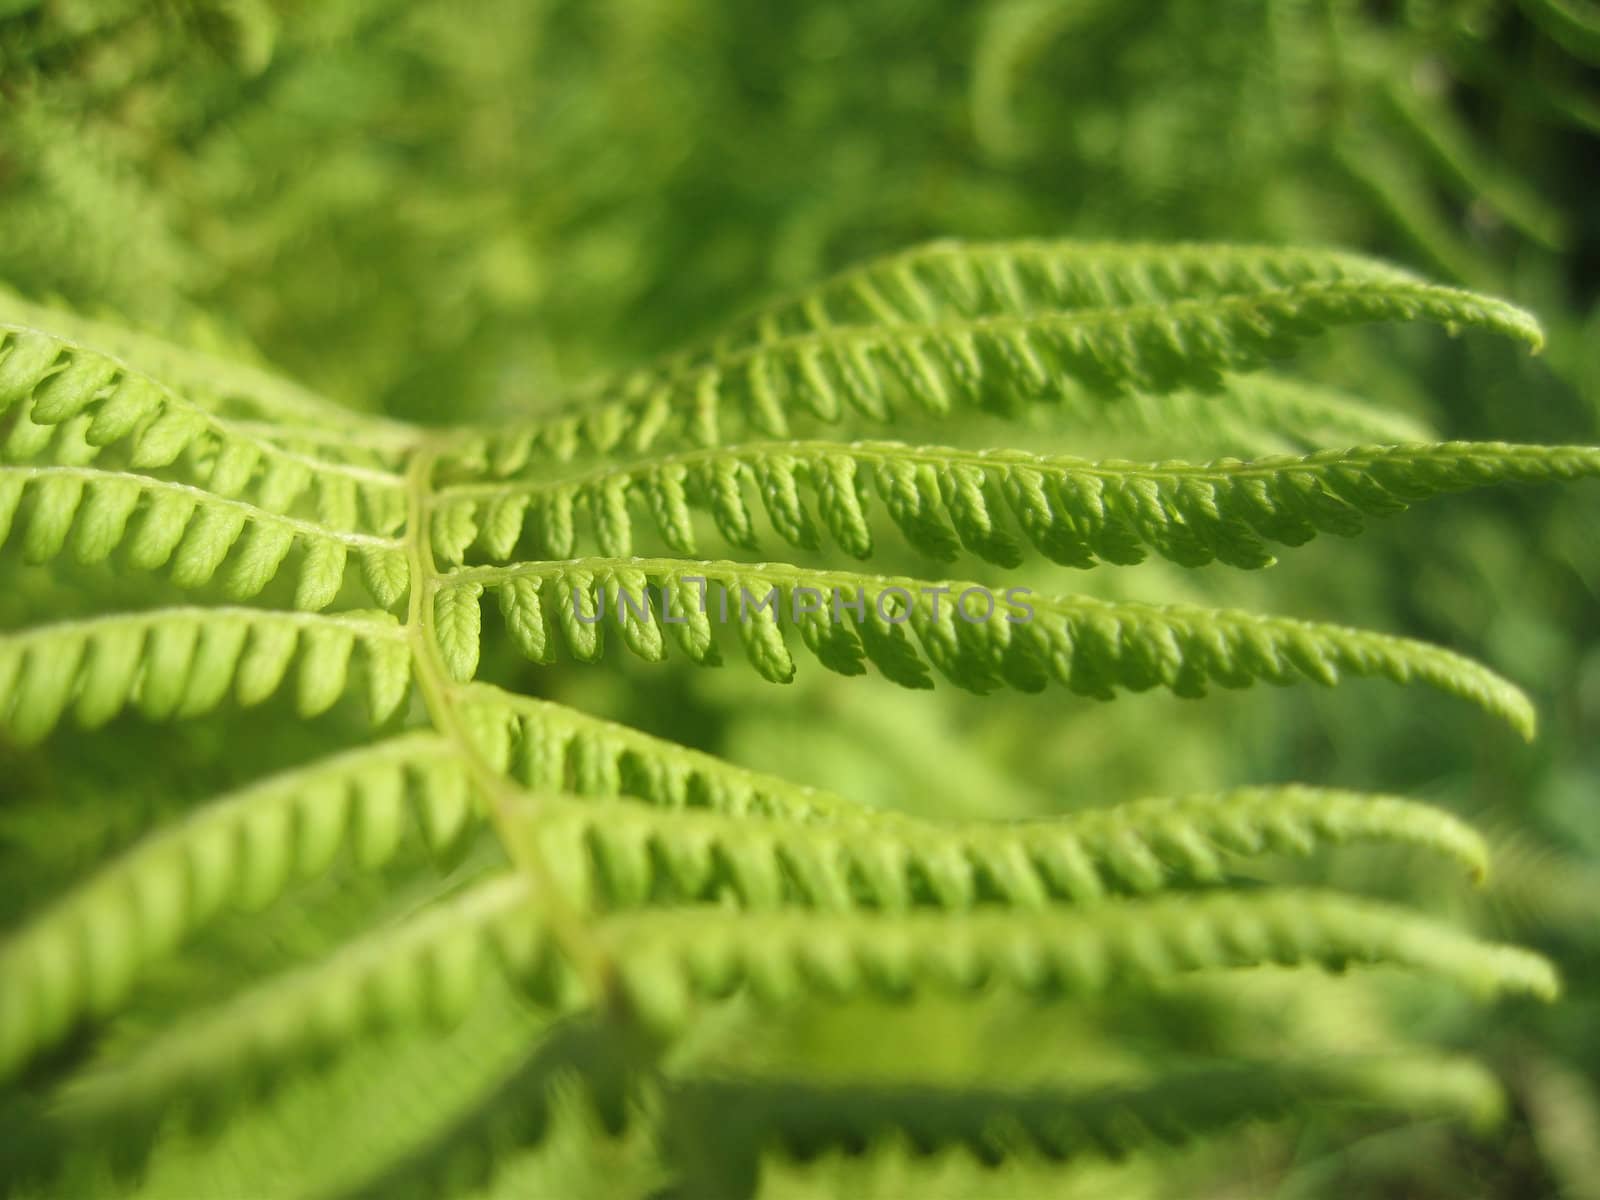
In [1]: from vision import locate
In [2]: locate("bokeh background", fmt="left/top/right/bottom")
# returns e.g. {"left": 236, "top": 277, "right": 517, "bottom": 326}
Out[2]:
{"left": 2, "top": 2, "right": 1597, "bottom": 1196}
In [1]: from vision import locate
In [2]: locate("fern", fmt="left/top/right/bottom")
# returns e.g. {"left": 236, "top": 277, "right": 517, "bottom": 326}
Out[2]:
{"left": 1, "top": 240, "right": 1594, "bottom": 1200}
{"left": 431, "top": 439, "right": 1600, "bottom": 570}
{"left": 657, "top": 1054, "right": 1510, "bottom": 1200}
{"left": 449, "top": 557, "right": 1536, "bottom": 733}
{"left": 441, "top": 243, "right": 1540, "bottom": 475}
{"left": 0, "top": 608, "right": 411, "bottom": 741}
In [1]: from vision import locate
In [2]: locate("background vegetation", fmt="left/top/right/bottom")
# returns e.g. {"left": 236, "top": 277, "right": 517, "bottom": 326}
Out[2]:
{"left": 1, "top": 1, "right": 1596, "bottom": 1196}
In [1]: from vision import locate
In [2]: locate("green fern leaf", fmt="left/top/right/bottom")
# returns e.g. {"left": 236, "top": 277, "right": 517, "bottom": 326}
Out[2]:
{"left": 432, "top": 441, "right": 1600, "bottom": 569}
{"left": 46, "top": 874, "right": 567, "bottom": 1136}
{"left": 663, "top": 1054, "right": 1505, "bottom": 1199}
{"left": 0, "top": 734, "right": 464, "bottom": 1079}
{"left": 453, "top": 559, "right": 1534, "bottom": 734}
{"left": 0, "top": 607, "right": 410, "bottom": 742}
{"left": 0, "top": 240, "right": 1582, "bottom": 1195}
{"left": 604, "top": 889, "right": 1558, "bottom": 1033}
{"left": 443, "top": 242, "right": 1540, "bottom": 475}
{"left": 518, "top": 785, "right": 1488, "bottom": 914}
{"left": 0, "top": 465, "right": 408, "bottom": 606}
{"left": 456, "top": 685, "right": 851, "bottom": 822}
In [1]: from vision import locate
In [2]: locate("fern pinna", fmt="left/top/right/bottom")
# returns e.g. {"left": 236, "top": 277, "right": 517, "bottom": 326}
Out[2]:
{"left": 1, "top": 241, "right": 1595, "bottom": 1199}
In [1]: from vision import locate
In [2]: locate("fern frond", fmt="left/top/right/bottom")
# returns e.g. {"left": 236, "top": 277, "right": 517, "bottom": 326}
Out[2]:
{"left": 521, "top": 786, "right": 1488, "bottom": 914}
{"left": 448, "top": 559, "right": 1534, "bottom": 735}
{"left": 663, "top": 1054, "right": 1504, "bottom": 1198}
{"left": 676, "top": 241, "right": 1522, "bottom": 352}
{"left": 82, "top": 986, "right": 609, "bottom": 1200}
{"left": 0, "top": 294, "right": 414, "bottom": 440}
{"left": 452, "top": 372, "right": 1435, "bottom": 487}
{"left": 48, "top": 880, "right": 1542, "bottom": 1173}
{"left": 0, "top": 606, "right": 411, "bottom": 743}
{"left": 0, "top": 322, "right": 413, "bottom": 537}
{"left": 455, "top": 685, "right": 853, "bottom": 823}
{"left": 0, "top": 465, "right": 409, "bottom": 607}
{"left": 328, "top": 1016, "right": 638, "bottom": 1200}
{"left": 431, "top": 441, "right": 1600, "bottom": 570}
{"left": 50, "top": 872, "right": 562, "bottom": 1134}
{"left": 454, "top": 689, "right": 1490, "bottom": 912}
{"left": 0, "top": 733, "right": 466, "bottom": 1082}
{"left": 0, "top": 232, "right": 1579, "bottom": 1196}
{"left": 444, "top": 243, "right": 1540, "bottom": 474}
{"left": 603, "top": 889, "right": 1558, "bottom": 1033}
